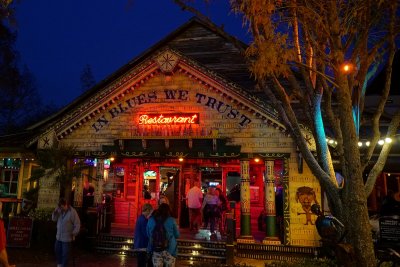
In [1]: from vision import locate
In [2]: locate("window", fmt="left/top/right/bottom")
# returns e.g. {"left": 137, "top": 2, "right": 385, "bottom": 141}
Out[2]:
{"left": 1, "top": 169, "right": 19, "bottom": 196}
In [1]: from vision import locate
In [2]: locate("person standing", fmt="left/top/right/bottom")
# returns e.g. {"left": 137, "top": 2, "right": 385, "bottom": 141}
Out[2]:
{"left": 134, "top": 203, "right": 154, "bottom": 267}
{"left": 0, "top": 201, "right": 15, "bottom": 267}
{"left": 147, "top": 203, "right": 180, "bottom": 267}
{"left": 143, "top": 185, "right": 152, "bottom": 200}
{"left": 82, "top": 180, "right": 95, "bottom": 209}
{"left": 52, "top": 197, "right": 81, "bottom": 267}
{"left": 215, "top": 187, "right": 228, "bottom": 234}
{"left": 82, "top": 180, "right": 94, "bottom": 227}
{"left": 187, "top": 181, "right": 203, "bottom": 232}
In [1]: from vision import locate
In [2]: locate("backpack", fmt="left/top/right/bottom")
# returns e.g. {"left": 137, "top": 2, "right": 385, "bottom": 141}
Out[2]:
{"left": 151, "top": 218, "right": 168, "bottom": 252}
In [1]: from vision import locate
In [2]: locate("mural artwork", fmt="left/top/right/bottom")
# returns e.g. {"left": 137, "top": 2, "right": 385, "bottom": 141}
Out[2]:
{"left": 296, "top": 186, "right": 318, "bottom": 225}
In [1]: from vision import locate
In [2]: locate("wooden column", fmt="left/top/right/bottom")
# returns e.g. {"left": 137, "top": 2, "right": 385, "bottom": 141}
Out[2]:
{"left": 263, "top": 160, "right": 280, "bottom": 244}
{"left": 238, "top": 160, "right": 254, "bottom": 242}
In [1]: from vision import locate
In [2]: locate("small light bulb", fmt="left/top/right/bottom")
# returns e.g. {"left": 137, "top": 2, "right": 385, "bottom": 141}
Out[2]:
{"left": 378, "top": 140, "right": 384, "bottom": 145}
{"left": 358, "top": 142, "right": 362, "bottom": 147}
{"left": 385, "top": 137, "right": 392, "bottom": 143}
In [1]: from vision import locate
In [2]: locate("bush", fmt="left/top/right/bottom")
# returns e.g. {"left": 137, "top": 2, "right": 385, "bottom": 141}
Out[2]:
{"left": 28, "top": 208, "right": 54, "bottom": 221}
{"left": 28, "top": 208, "right": 56, "bottom": 249}
{"left": 266, "top": 258, "right": 337, "bottom": 267}
{"left": 192, "top": 263, "right": 255, "bottom": 267}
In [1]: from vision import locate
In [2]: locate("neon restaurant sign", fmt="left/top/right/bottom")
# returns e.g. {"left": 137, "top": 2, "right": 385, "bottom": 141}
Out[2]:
{"left": 138, "top": 113, "right": 199, "bottom": 125}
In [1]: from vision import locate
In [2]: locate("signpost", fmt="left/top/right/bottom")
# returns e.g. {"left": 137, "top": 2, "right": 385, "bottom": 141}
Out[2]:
{"left": 379, "top": 216, "right": 400, "bottom": 247}
{"left": 6, "top": 216, "right": 33, "bottom": 248}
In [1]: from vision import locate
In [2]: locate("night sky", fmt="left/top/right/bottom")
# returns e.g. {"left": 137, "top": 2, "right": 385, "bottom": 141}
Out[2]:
{"left": 14, "top": 1, "right": 249, "bottom": 108}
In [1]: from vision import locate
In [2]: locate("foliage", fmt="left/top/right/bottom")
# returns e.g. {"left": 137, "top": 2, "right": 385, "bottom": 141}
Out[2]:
{"left": 22, "top": 164, "right": 45, "bottom": 210}
{"left": 0, "top": 3, "right": 57, "bottom": 135}
{"left": 22, "top": 186, "right": 39, "bottom": 209}
{"left": 266, "top": 258, "right": 337, "bottom": 267}
{"left": 28, "top": 208, "right": 54, "bottom": 222}
{"left": 192, "top": 262, "right": 255, "bottom": 267}
{"left": 23, "top": 145, "right": 84, "bottom": 208}
{"left": 265, "top": 258, "right": 338, "bottom": 267}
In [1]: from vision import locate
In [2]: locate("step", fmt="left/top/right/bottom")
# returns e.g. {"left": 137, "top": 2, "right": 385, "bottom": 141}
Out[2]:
{"left": 177, "top": 252, "right": 226, "bottom": 263}
{"left": 96, "top": 245, "right": 136, "bottom": 256}
{"left": 97, "top": 234, "right": 133, "bottom": 242}
{"left": 178, "top": 246, "right": 225, "bottom": 257}
{"left": 96, "top": 240, "right": 134, "bottom": 250}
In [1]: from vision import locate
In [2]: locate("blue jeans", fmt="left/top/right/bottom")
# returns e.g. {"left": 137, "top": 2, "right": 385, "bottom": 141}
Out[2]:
{"left": 54, "top": 240, "right": 71, "bottom": 267}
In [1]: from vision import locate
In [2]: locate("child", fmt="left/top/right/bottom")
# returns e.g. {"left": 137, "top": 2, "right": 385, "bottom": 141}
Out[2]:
{"left": 134, "top": 203, "right": 154, "bottom": 267}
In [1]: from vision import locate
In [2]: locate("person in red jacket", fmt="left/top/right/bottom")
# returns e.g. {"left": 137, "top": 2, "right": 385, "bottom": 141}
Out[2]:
{"left": 0, "top": 201, "right": 15, "bottom": 267}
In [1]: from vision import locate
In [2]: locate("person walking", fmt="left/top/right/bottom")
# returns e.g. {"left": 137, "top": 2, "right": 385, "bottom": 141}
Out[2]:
{"left": 147, "top": 203, "right": 180, "bottom": 267}
{"left": 187, "top": 181, "right": 203, "bottom": 232}
{"left": 202, "top": 187, "right": 219, "bottom": 239}
{"left": 134, "top": 203, "right": 154, "bottom": 267}
{"left": 0, "top": 201, "right": 15, "bottom": 267}
{"left": 52, "top": 197, "right": 81, "bottom": 267}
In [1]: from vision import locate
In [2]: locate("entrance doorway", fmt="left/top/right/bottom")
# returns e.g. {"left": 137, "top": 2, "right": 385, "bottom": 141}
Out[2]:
{"left": 158, "top": 167, "right": 180, "bottom": 217}
{"left": 201, "top": 168, "right": 222, "bottom": 192}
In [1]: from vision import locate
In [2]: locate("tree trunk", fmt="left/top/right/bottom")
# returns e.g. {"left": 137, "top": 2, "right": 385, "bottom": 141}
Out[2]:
{"left": 342, "top": 167, "right": 375, "bottom": 266}
{"left": 337, "top": 77, "right": 376, "bottom": 266}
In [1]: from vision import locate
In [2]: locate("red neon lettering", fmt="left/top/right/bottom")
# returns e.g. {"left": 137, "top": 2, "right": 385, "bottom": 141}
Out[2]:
{"left": 138, "top": 114, "right": 198, "bottom": 125}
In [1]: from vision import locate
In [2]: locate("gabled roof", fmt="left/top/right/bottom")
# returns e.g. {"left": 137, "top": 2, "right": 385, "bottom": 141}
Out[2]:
{"left": 27, "top": 17, "right": 255, "bottom": 132}
{"left": 20, "top": 17, "right": 283, "bottom": 147}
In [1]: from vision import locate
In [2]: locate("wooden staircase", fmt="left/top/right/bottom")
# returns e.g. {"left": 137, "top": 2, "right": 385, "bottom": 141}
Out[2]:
{"left": 176, "top": 239, "right": 226, "bottom": 266}
{"left": 95, "top": 234, "right": 135, "bottom": 256}
{"left": 95, "top": 228, "right": 227, "bottom": 266}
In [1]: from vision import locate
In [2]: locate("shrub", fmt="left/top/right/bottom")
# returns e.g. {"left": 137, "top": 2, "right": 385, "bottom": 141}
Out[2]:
{"left": 266, "top": 258, "right": 337, "bottom": 267}
{"left": 28, "top": 208, "right": 54, "bottom": 221}
{"left": 192, "top": 263, "right": 255, "bottom": 267}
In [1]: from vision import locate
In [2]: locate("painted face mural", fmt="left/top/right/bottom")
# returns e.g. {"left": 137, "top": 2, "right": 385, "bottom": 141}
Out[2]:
{"left": 296, "top": 186, "right": 318, "bottom": 225}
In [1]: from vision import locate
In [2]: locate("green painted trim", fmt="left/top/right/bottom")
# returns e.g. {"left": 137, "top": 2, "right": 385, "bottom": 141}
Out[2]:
{"left": 266, "top": 216, "right": 277, "bottom": 237}
{"left": 240, "top": 214, "right": 251, "bottom": 236}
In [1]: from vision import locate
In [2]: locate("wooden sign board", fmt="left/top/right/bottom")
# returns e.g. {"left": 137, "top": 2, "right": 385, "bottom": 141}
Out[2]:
{"left": 6, "top": 217, "right": 33, "bottom": 248}
{"left": 379, "top": 216, "right": 400, "bottom": 246}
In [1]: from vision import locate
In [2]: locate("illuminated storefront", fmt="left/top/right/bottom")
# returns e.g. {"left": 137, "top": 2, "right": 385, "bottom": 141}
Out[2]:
{"left": 29, "top": 18, "right": 322, "bottom": 246}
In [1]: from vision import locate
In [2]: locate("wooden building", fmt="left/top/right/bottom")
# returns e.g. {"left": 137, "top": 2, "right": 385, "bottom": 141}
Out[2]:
{"left": 1, "top": 18, "right": 323, "bottom": 247}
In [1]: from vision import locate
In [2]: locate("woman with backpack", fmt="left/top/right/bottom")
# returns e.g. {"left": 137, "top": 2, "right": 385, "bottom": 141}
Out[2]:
{"left": 146, "top": 203, "right": 180, "bottom": 267}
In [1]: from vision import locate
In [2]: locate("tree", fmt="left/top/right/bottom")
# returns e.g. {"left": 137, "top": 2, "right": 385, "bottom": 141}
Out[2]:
{"left": 80, "top": 64, "right": 96, "bottom": 92}
{"left": 36, "top": 145, "right": 85, "bottom": 203}
{"left": 175, "top": 0, "right": 399, "bottom": 266}
{"left": 0, "top": 3, "right": 48, "bottom": 135}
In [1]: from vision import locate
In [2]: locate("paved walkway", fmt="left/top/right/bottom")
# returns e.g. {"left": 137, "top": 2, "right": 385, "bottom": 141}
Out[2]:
{"left": 8, "top": 246, "right": 267, "bottom": 267}
{"left": 8, "top": 244, "right": 140, "bottom": 267}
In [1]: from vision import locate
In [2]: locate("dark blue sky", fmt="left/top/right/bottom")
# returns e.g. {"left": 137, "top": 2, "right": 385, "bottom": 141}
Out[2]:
{"left": 14, "top": 1, "right": 249, "bottom": 108}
